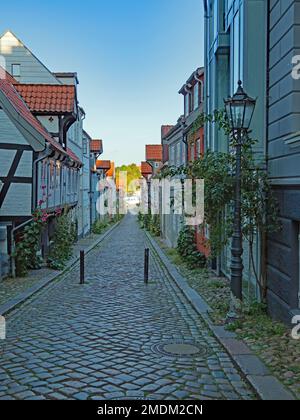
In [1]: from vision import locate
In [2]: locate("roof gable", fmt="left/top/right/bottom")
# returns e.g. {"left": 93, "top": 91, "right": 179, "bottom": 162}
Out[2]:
{"left": 146, "top": 145, "right": 163, "bottom": 161}
{"left": 141, "top": 162, "right": 153, "bottom": 176}
{"left": 0, "top": 79, "right": 64, "bottom": 153}
{"left": 0, "top": 31, "right": 62, "bottom": 85}
{"left": 90, "top": 139, "right": 103, "bottom": 154}
{"left": 96, "top": 160, "right": 111, "bottom": 171}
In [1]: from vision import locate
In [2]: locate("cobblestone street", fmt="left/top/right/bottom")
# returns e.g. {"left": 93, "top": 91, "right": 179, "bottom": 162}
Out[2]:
{"left": 0, "top": 215, "right": 256, "bottom": 400}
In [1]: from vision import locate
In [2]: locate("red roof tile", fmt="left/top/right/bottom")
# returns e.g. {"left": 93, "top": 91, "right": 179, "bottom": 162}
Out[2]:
{"left": 106, "top": 162, "right": 115, "bottom": 178}
{"left": 0, "top": 79, "right": 65, "bottom": 153}
{"left": 96, "top": 160, "right": 111, "bottom": 171}
{"left": 90, "top": 139, "right": 103, "bottom": 154}
{"left": 146, "top": 145, "right": 163, "bottom": 161}
{"left": 15, "top": 84, "right": 76, "bottom": 113}
{"left": 0, "top": 79, "right": 81, "bottom": 166}
{"left": 161, "top": 125, "right": 174, "bottom": 139}
{"left": 141, "top": 162, "right": 153, "bottom": 176}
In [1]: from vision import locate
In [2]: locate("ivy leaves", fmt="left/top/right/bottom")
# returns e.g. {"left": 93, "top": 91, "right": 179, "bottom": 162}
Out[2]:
{"left": 177, "top": 226, "right": 207, "bottom": 269}
{"left": 158, "top": 110, "right": 280, "bottom": 261}
{"left": 48, "top": 215, "right": 76, "bottom": 271}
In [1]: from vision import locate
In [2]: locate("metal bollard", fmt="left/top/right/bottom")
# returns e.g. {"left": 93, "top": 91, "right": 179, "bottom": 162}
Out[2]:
{"left": 144, "top": 248, "right": 149, "bottom": 284}
{"left": 80, "top": 250, "right": 85, "bottom": 285}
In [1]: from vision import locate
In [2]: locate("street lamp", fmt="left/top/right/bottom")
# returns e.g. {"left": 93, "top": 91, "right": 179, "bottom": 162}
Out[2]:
{"left": 224, "top": 80, "right": 256, "bottom": 320}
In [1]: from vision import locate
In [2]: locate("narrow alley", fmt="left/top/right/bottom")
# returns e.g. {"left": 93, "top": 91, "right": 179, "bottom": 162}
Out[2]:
{"left": 0, "top": 215, "right": 255, "bottom": 400}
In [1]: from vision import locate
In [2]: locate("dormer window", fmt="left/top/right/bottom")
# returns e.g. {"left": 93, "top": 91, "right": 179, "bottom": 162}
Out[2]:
{"left": 185, "top": 92, "right": 192, "bottom": 116}
{"left": 11, "top": 64, "right": 20, "bottom": 78}
{"left": 194, "top": 83, "right": 199, "bottom": 110}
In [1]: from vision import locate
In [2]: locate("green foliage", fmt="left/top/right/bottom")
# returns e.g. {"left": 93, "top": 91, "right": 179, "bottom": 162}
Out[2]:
{"left": 188, "top": 149, "right": 234, "bottom": 256}
{"left": 226, "top": 302, "right": 286, "bottom": 339}
{"left": 149, "top": 215, "right": 161, "bottom": 236}
{"left": 48, "top": 214, "right": 75, "bottom": 270}
{"left": 92, "top": 219, "right": 109, "bottom": 235}
{"left": 177, "top": 226, "right": 207, "bottom": 270}
{"left": 92, "top": 214, "right": 123, "bottom": 235}
{"left": 159, "top": 110, "right": 280, "bottom": 296}
{"left": 138, "top": 212, "right": 151, "bottom": 230}
{"left": 15, "top": 207, "right": 48, "bottom": 277}
{"left": 116, "top": 163, "right": 142, "bottom": 193}
{"left": 138, "top": 212, "right": 160, "bottom": 236}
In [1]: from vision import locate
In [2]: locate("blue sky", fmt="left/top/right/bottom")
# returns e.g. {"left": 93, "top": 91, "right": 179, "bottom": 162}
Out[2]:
{"left": 1, "top": 0, "right": 204, "bottom": 166}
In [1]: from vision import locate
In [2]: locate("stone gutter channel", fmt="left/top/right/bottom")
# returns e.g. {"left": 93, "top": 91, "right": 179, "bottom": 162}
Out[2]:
{"left": 145, "top": 231, "right": 295, "bottom": 401}
{"left": 0, "top": 221, "right": 121, "bottom": 318}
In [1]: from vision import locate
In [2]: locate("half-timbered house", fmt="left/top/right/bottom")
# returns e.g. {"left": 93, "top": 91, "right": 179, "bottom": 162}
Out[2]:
{"left": 0, "top": 73, "right": 82, "bottom": 278}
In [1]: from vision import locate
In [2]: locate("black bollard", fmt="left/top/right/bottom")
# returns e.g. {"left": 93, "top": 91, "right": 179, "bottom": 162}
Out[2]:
{"left": 144, "top": 248, "right": 149, "bottom": 284}
{"left": 80, "top": 250, "right": 85, "bottom": 285}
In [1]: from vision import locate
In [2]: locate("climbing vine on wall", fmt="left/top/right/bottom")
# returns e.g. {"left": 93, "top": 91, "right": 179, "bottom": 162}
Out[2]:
{"left": 15, "top": 206, "right": 50, "bottom": 277}
{"left": 159, "top": 110, "right": 280, "bottom": 299}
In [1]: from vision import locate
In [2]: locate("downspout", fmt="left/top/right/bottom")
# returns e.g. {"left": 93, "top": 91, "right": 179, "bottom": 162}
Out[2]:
{"left": 11, "top": 144, "right": 53, "bottom": 278}
{"left": 32, "top": 144, "right": 54, "bottom": 211}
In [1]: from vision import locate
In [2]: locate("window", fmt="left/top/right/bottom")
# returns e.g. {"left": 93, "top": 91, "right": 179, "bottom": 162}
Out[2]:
{"left": 232, "top": 11, "right": 241, "bottom": 93}
{"left": 11, "top": 64, "right": 21, "bottom": 77}
{"left": 194, "top": 83, "right": 199, "bottom": 110}
{"left": 170, "top": 145, "right": 175, "bottom": 165}
{"left": 177, "top": 142, "right": 181, "bottom": 166}
{"left": 196, "top": 139, "right": 201, "bottom": 158}
{"left": 190, "top": 143, "right": 195, "bottom": 162}
{"left": 83, "top": 137, "right": 88, "bottom": 155}
{"left": 185, "top": 94, "right": 190, "bottom": 116}
{"left": 199, "top": 81, "right": 204, "bottom": 104}
{"left": 213, "top": 0, "right": 218, "bottom": 39}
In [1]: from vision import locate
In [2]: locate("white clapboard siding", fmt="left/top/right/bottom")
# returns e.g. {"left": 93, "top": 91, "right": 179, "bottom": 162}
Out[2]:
{"left": 14, "top": 151, "right": 33, "bottom": 178}
{"left": 0, "top": 183, "right": 32, "bottom": 216}
{"left": 37, "top": 116, "right": 59, "bottom": 134}
{"left": 0, "top": 31, "right": 61, "bottom": 85}
{"left": 0, "top": 110, "right": 28, "bottom": 145}
{"left": 0, "top": 150, "right": 16, "bottom": 177}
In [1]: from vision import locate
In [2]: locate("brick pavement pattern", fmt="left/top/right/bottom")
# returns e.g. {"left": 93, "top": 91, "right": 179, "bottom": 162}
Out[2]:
{"left": 0, "top": 215, "right": 256, "bottom": 400}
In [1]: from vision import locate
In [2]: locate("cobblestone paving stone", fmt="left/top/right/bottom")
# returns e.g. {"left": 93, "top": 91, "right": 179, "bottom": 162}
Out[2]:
{"left": 0, "top": 232, "right": 104, "bottom": 306}
{"left": 0, "top": 215, "right": 257, "bottom": 400}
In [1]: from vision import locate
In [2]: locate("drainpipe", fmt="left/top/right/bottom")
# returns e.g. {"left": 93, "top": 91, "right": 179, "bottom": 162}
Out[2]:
{"left": 11, "top": 145, "right": 54, "bottom": 278}
{"left": 180, "top": 117, "right": 188, "bottom": 165}
{"left": 32, "top": 144, "right": 54, "bottom": 211}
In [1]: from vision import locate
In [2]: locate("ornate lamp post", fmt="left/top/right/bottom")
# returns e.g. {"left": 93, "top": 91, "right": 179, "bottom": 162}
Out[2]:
{"left": 224, "top": 81, "right": 256, "bottom": 319}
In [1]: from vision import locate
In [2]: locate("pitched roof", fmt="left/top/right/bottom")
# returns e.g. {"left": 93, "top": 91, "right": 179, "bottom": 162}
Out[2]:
{"left": 141, "top": 162, "right": 153, "bottom": 176}
{"left": 15, "top": 84, "right": 76, "bottom": 113}
{"left": 161, "top": 125, "right": 174, "bottom": 139}
{"left": 53, "top": 72, "right": 79, "bottom": 84}
{"left": 179, "top": 67, "right": 204, "bottom": 94}
{"left": 90, "top": 139, "right": 103, "bottom": 154}
{"left": 106, "top": 162, "right": 115, "bottom": 178}
{"left": 0, "top": 31, "right": 62, "bottom": 84}
{"left": 0, "top": 78, "right": 82, "bottom": 165}
{"left": 146, "top": 145, "right": 163, "bottom": 161}
{"left": 0, "top": 65, "right": 19, "bottom": 85}
{"left": 96, "top": 160, "right": 111, "bottom": 171}
{"left": 0, "top": 79, "right": 64, "bottom": 153}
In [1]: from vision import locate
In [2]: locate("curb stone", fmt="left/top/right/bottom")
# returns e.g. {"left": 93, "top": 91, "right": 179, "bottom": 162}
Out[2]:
{"left": 0, "top": 221, "right": 121, "bottom": 317}
{"left": 145, "top": 231, "right": 295, "bottom": 401}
